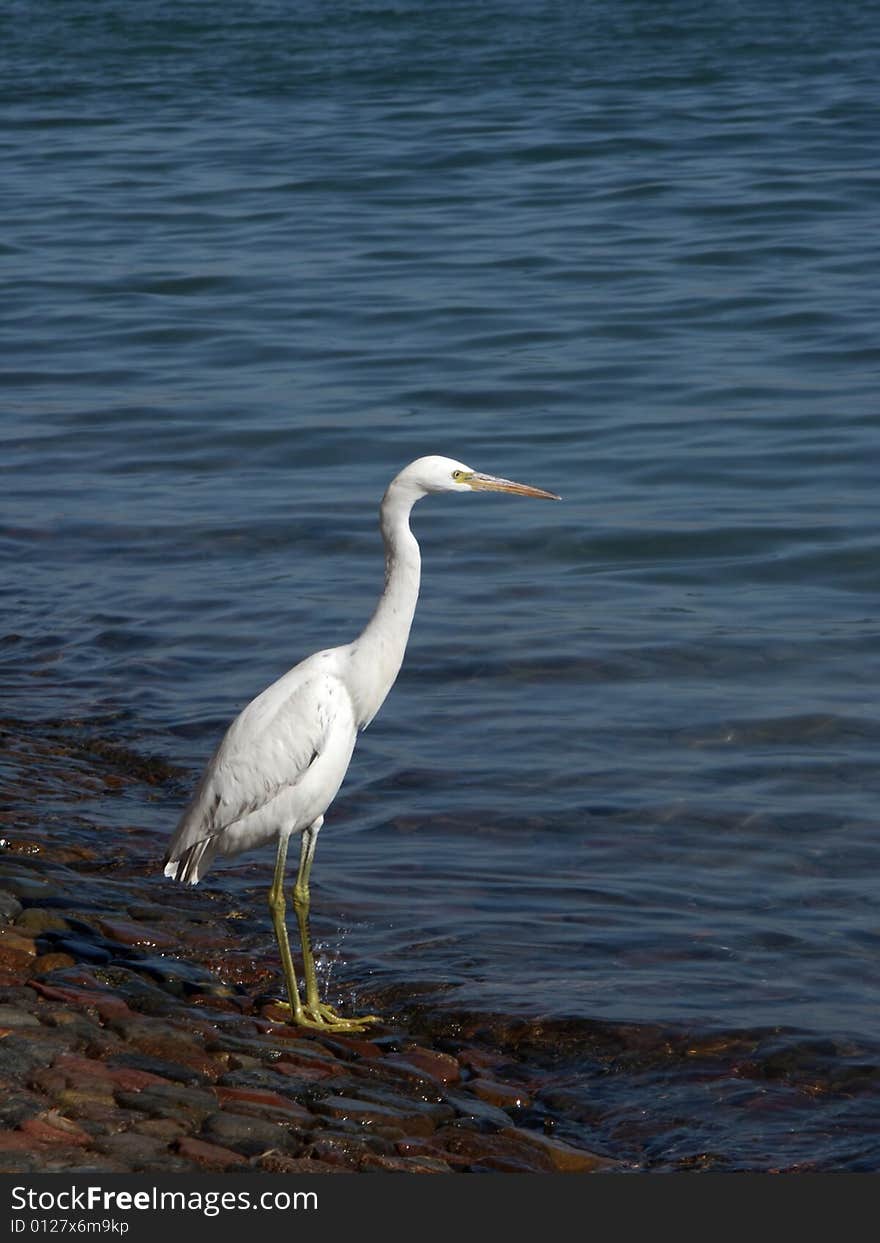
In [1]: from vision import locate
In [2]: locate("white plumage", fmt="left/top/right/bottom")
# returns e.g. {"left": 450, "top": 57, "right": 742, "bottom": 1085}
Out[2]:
{"left": 164, "top": 455, "right": 558, "bottom": 1031}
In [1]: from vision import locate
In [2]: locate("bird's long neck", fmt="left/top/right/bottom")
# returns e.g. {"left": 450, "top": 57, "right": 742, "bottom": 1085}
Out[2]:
{"left": 347, "top": 481, "right": 422, "bottom": 728}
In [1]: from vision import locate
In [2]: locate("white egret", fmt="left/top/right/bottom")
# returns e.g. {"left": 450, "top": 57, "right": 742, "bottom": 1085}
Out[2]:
{"left": 163, "top": 456, "right": 559, "bottom": 1032}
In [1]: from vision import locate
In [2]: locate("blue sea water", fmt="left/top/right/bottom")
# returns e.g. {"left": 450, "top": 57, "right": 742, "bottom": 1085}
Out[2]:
{"left": 3, "top": 0, "right": 880, "bottom": 1168}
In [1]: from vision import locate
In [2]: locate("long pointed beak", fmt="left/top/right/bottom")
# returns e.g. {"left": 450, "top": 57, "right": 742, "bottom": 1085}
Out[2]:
{"left": 468, "top": 473, "right": 560, "bottom": 500}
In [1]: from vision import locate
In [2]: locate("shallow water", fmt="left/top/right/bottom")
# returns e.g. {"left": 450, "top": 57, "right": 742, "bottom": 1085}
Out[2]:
{"left": 3, "top": 1, "right": 880, "bottom": 1168}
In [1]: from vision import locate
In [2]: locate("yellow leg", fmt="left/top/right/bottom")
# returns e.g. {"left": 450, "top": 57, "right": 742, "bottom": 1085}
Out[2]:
{"left": 267, "top": 831, "right": 305, "bottom": 1024}
{"left": 271, "top": 822, "right": 379, "bottom": 1033}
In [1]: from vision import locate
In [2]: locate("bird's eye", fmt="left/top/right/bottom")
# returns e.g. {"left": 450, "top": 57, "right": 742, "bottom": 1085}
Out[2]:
{"left": 452, "top": 470, "right": 464, "bottom": 480}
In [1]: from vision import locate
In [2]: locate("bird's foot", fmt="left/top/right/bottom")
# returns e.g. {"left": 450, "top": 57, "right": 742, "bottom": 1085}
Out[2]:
{"left": 271, "top": 998, "right": 380, "bottom": 1033}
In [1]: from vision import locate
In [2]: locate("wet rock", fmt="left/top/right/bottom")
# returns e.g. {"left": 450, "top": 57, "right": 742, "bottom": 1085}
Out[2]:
{"left": 97, "top": 918, "right": 178, "bottom": 951}
{"left": 261, "top": 1059, "right": 337, "bottom": 1085}
{"left": 0, "top": 891, "right": 23, "bottom": 923}
{"left": 127, "top": 1113, "right": 184, "bottom": 1138}
{"left": 0, "top": 1146, "right": 47, "bottom": 1169}
{"left": 28, "top": 980, "right": 132, "bottom": 1022}
{"left": 53, "top": 937, "right": 113, "bottom": 965}
{"left": 276, "top": 1037, "right": 341, "bottom": 1064}
{"left": 0, "top": 1003, "right": 41, "bottom": 1028}
{"left": 114, "top": 1083, "right": 218, "bottom": 1122}
{"left": 456, "top": 1045, "right": 510, "bottom": 1074}
{"left": 91, "top": 1132, "right": 173, "bottom": 1167}
{"left": 106, "top": 1018, "right": 223, "bottom": 1081}
{"left": 0, "top": 1031, "right": 66, "bottom": 1076}
{"left": 201, "top": 1110, "right": 303, "bottom": 1157}
{"left": 0, "top": 1080, "right": 45, "bottom": 1128}
{"left": 213, "top": 1086, "right": 313, "bottom": 1126}
{"left": 442, "top": 1091, "right": 517, "bottom": 1129}
{"left": 15, "top": 909, "right": 70, "bottom": 935}
{"left": 0, "top": 929, "right": 36, "bottom": 954}
{"left": 387, "top": 1046, "right": 461, "bottom": 1085}
{"left": 203, "top": 1033, "right": 287, "bottom": 1063}
{"left": 176, "top": 1136, "right": 248, "bottom": 1169}
{"left": 54, "top": 1088, "right": 119, "bottom": 1121}
{"left": 405, "top": 1126, "right": 557, "bottom": 1173}
{"left": 19, "top": 1111, "right": 92, "bottom": 1147}
{"left": 361, "top": 1153, "right": 453, "bottom": 1173}
{"left": 302, "top": 1134, "right": 375, "bottom": 1168}
{"left": 77, "top": 1060, "right": 170, "bottom": 1093}
{"left": 131, "top": 955, "right": 233, "bottom": 999}
{"left": 216, "top": 1066, "right": 306, "bottom": 1094}
{"left": 499, "top": 1126, "right": 615, "bottom": 1172}
{"left": 107, "top": 1049, "right": 211, "bottom": 1086}
{"left": 30, "top": 953, "right": 77, "bottom": 975}
{"left": 313, "top": 1034, "right": 383, "bottom": 1061}
{"left": 257, "top": 1152, "right": 354, "bottom": 1174}
{"left": 311, "top": 1094, "right": 437, "bottom": 1136}
{"left": 470, "top": 1076, "right": 532, "bottom": 1110}
{"left": 345, "top": 1083, "right": 455, "bottom": 1127}
{"left": 0, "top": 874, "right": 56, "bottom": 903}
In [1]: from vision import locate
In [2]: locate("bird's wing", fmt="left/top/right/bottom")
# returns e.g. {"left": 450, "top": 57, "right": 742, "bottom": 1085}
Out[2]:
{"left": 165, "top": 671, "right": 352, "bottom": 862}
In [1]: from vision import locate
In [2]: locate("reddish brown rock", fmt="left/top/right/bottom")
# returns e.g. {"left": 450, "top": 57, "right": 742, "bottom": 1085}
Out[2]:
{"left": 407, "top": 1126, "right": 556, "bottom": 1173}
{"left": 274, "top": 1060, "right": 336, "bottom": 1083}
{"left": 500, "top": 1126, "right": 615, "bottom": 1172}
{"left": 213, "top": 1086, "right": 312, "bottom": 1125}
{"left": 310, "top": 1095, "right": 436, "bottom": 1136}
{"left": 469, "top": 1076, "right": 532, "bottom": 1110}
{"left": 55, "top": 1087, "right": 119, "bottom": 1121}
{"left": 28, "top": 981, "right": 132, "bottom": 1021}
{"left": 97, "top": 918, "right": 178, "bottom": 950}
{"left": 259, "top": 1002, "right": 296, "bottom": 1024}
{"left": 0, "top": 1130, "right": 41, "bottom": 1152}
{"left": 0, "top": 928, "right": 37, "bottom": 956}
{"left": 30, "top": 953, "right": 77, "bottom": 976}
{"left": 383, "top": 1047, "right": 461, "bottom": 1086}
{"left": 54, "top": 1052, "right": 170, "bottom": 1092}
{"left": 304, "top": 1135, "right": 373, "bottom": 1168}
{"left": 176, "top": 1137, "right": 248, "bottom": 1168}
{"left": 28, "top": 1066, "right": 69, "bottom": 1097}
{"left": 456, "top": 1045, "right": 510, "bottom": 1073}
{"left": 131, "top": 1118, "right": 189, "bottom": 1141}
{"left": 313, "top": 1033, "right": 383, "bottom": 1061}
{"left": 15, "top": 909, "right": 69, "bottom": 934}
{"left": 109, "top": 1020, "right": 223, "bottom": 1081}
{"left": 19, "top": 1113, "right": 91, "bottom": 1147}
{"left": 0, "top": 945, "right": 35, "bottom": 975}
{"left": 361, "top": 1153, "right": 453, "bottom": 1173}
{"left": 257, "top": 1152, "right": 354, "bottom": 1174}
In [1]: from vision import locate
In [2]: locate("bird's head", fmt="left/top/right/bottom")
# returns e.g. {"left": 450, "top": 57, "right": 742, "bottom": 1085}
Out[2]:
{"left": 397, "top": 455, "right": 560, "bottom": 501}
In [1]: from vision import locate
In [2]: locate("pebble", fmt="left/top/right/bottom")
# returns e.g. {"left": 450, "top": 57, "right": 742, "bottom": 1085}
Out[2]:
{"left": 201, "top": 1110, "right": 302, "bottom": 1156}
{"left": 30, "top": 953, "right": 77, "bottom": 975}
{"left": 14, "top": 909, "right": 70, "bottom": 935}
{"left": 176, "top": 1136, "right": 248, "bottom": 1168}
{"left": 257, "top": 1152, "right": 353, "bottom": 1174}
{"left": 0, "top": 875, "right": 55, "bottom": 902}
{"left": 97, "top": 918, "right": 178, "bottom": 951}
{"left": 114, "top": 1083, "right": 219, "bottom": 1121}
{"left": 469, "top": 1076, "right": 532, "bottom": 1110}
{"left": 213, "top": 1086, "right": 313, "bottom": 1126}
{"left": 311, "top": 1094, "right": 438, "bottom": 1137}
{"left": 0, "top": 929, "right": 36, "bottom": 956}
{"left": 499, "top": 1126, "right": 615, "bottom": 1173}
{"left": 0, "top": 1003, "right": 40, "bottom": 1028}
{"left": 386, "top": 1046, "right": 461, "bottom": 1085}
{"left": 0, "top": 891, "right": 24, "bottom": 923}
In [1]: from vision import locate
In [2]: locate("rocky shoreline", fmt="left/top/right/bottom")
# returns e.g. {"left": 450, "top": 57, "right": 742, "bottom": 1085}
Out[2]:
{"left": 0, "top": 848, "right": 616, "bottom": 1175}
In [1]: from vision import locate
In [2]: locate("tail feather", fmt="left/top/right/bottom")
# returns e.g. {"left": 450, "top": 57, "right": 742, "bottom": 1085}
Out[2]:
{"left": 163, "top": 837, "right": 218, "bottom": 886}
